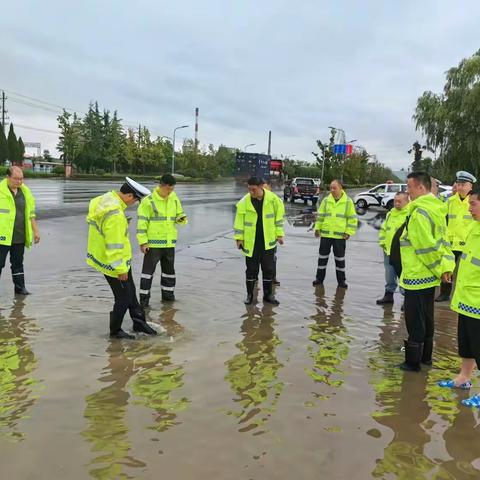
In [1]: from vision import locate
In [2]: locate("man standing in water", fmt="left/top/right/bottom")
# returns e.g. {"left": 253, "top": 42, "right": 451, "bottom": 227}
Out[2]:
{"left": 234, "top": 176, "right": 285, "bottom": 305}
{"left": 0, "top": 166, "right": 40, "bottom": 295}
{"left": 137, "top": 173, "right": 187, "bottom": 308}
{"left": 86, "top": 178, "right": 157, "bottom": 339}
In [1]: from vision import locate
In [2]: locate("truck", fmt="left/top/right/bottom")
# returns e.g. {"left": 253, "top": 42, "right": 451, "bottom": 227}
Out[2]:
{"left": 234, "top": 152, "right": 272, "bottom": 183}
{"left": 283, "top": 177, "right": 320, "bottom": 205}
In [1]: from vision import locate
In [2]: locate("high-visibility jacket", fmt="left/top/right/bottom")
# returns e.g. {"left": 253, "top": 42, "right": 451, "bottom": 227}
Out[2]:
{"left": 314, "top": 191, "right": 358, "bottom": 239}
{"left": 0, "top": 179, "right": 36, "bottom": 248}
{"left": 136, "top": 190, "right": 186, "bottom": 248}
{"left": 233, "top": 189, "right": 285, "bottom": 257}
{"left": 446, "top": 193, "right": 473, "bottom": 251}
{"left": 451, "top": 221, "right": 480, "bottom": 319}
{"left": 86, "top": 191, "right": 132, "bottom": 278}
{"left": 399, "top": 194, "right": 455, "bottom": 290}
{"left": 378, "top": 207, "right": 409, "bottom": 255}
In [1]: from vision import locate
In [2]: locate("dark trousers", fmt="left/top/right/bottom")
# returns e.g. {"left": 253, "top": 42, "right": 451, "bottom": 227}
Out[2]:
{"left": 273, "top": 246, "right": 278, "bottom": 280}
{"left": 404, "top": 287, "right": 435, "bottom": 343}
{"left": 139, "top": 247, "right": 175, "bottom": 299}
{"left": 245, "top": 246, "right": 275, "bottom": 282}
{"left": 104, "top": 269, "right": 143, "bottom": 334}
{"left": 0, "top": 243, "right": 27, "bottom": 287}
{"left": 316, "top": 237, "right": 346, "bottom": 283}
{"left": 439, "top": 250, "right": 462, "bottom": 296}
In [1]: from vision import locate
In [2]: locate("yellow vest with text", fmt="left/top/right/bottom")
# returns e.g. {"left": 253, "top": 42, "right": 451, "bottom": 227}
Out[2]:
{"left": 233, "top": 189, "right": 285, "bottom": 257}
{"left": 378, "top": 207, "right": 409, "bottom": 255}
{"left": 0, "top": 179, "right": 36, "bottom": 248}
{"left": 451, "top": 221, "right": 480, "bottom": 319}
{"left": 86, "top": 191, "right": 132, "bottom": 278}
{"left": 314, "top": 191, "right": 358, "bottom": 239}
{"left": 446, "top": 193, "right": 473, "bottom": 251}
{"left": 136, "top": 190, "right": 186, "bottom": 248}
{"left": 400, "top": 194, "right": 455, "bottom": 290}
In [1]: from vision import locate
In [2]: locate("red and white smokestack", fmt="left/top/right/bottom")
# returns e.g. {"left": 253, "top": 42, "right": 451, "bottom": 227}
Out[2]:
{"left": 195, "top": 107, "right": 199, "bottom": 151}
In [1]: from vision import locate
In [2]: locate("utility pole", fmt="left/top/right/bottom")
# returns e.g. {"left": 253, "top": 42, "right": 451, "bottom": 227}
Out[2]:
{"left": 1, "top": 91, "right": 7, "bottom": 134}
{"left": 267, "top": 130, "right": 272, "bottom": 156}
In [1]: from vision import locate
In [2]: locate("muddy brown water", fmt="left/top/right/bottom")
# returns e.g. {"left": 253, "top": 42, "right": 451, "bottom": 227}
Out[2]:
{"left": 0, "top": 184, "right": 479, "bottom": 479}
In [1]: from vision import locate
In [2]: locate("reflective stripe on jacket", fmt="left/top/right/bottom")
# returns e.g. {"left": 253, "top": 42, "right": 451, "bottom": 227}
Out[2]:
{"left": 0, "top": 179, "right": 36, "bottom": 248}
{"left": 136, "top": 190, "right": 186, "bottom": 248}
{"left": 233, "top": 189, "right": 285, "bottom": 257}
{"left": 314, "top": 191, "right": 357, "bottom": 239}
{"left": 86, "top": 191, "right": 132, "bottom": 277}
{"left": 447, "top": 193, "right": 474, "bottom": 251}
{"left": 451, "top": 222, "right": 480, "bottom": 319}
{"left": 400, "top": 194, "right": 455, "bottom": 290}
{"left": 379, "top": 207, "right": 409, "bottom": 255}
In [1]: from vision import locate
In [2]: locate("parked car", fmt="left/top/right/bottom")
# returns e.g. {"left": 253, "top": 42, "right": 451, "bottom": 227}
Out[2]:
{"left": 353, "top": 183, "right": 407, "bottom": 209}
{"left": 380, "top": 184, "right": 453, "bottom": 210}
{"left": 284, "top": 177, "right": 319, "bottom": 205}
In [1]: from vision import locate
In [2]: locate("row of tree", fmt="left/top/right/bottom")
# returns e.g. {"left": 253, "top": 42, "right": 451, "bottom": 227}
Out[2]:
{"left": 57, "top": 103, "right": 235, "bottom": 178}
{"left": 414, "top": 49, "right": 480, "bottom": 182}
{"left": 0, "top": 124, "right": 26, "bottom": 165}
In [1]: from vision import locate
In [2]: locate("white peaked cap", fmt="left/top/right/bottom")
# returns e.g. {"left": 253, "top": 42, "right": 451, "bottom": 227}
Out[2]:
{"left": 125, "top": 177, "right": 151, "bottom": 198}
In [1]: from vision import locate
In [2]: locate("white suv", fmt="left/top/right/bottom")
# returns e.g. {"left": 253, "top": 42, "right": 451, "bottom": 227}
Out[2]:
{"left": 354, "top": 183, "right": 407, "bottom": 209}
{"left": 380, "top": 184, "right": 453, "bottom": 210}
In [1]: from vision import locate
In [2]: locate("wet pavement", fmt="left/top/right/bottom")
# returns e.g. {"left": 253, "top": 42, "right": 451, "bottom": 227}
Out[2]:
{"left": 1, "top": 182, "right": 479, "bottom": 479}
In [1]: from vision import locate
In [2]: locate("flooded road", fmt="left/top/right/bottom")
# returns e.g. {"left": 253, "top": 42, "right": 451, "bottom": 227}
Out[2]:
{"left": 1, "top": 182, "right": 479, "bottom": 479}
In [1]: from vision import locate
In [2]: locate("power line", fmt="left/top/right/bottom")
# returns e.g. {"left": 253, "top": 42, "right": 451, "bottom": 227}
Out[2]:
{"left": 8, "top": 123, "right": 59, "bottom": 134}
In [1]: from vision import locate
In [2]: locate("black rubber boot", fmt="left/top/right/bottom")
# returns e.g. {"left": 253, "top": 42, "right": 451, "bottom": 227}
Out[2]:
{"left": 13, "top": 273, "right": 30, "bottom": 295}
{"left": 398, "top": 339, "right": 423, "bottom": 372}
{"left": 435, "top": 282, "right": 451, "bottom": 302}
{"left": 162, "top": 291, "right": 175, "bottom": 302}
{"left": 337, "top": 281, "right": 348, "bottom": 289}
{"left": 244, "top": 280, "right": 255, "bottom": 305}
{"left": 421, "top": 337, "right": 433, "bottom": 366}
{"left": 139, "top": 294, "right": 150, "bottom": 309}
{"left": 263, "top": 280, "right": 279, "bottom": 305}
{"left": 376, "top": 291, "right": 394, "bottom": 305}
{"left": 132, "top": 317, "right": 157, "bottom": 335}
{"left": 312, "top": 279, "right": 323, "bottom": 286}
{"left": 109, "top": 311, "right": 134, "bottom": 339}
{"left": 273, "top": 279, "right": 281, "bottom": 286}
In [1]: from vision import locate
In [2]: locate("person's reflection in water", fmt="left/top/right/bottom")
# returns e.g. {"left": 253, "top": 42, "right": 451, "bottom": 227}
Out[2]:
{"left": 157, "top": 303, "right": 184, "bottom": 338}
{"left": 369, "top": 306, "right": 443, "bottom": 478}
{"left": 0, "top": 299, "right": 41, "bottom": 442}
{"left": 126, "top": 318, "right": 189, "bottom": 434}
{"left": 306, "top": 286, "right": 351, "bottom": 390}
{"left": 81, "top": 342, "right": 145, "bottom": 479}
{"left": 225, "top": 304, "right": 284, "bottom": 434}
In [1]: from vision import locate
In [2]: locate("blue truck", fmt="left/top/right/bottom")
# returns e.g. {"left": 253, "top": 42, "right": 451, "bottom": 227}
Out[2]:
{"left": 235, "top": 152, "right": 271, "bottom": 182}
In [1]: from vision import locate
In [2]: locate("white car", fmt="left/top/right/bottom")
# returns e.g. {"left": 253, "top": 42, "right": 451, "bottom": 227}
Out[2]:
{"left": 354, "top": 183, "right": 407, "bottom": 209}
{"left": 380, "top": 184, "right": 453, "bottom": 210}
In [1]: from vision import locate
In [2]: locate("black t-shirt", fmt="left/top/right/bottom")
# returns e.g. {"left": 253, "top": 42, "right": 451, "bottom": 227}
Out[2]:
{"left": 251, "top": 196, "right": 264, "bottom": 248}
{"left": 11, "top": 188, "right": 26, "bottom": 244}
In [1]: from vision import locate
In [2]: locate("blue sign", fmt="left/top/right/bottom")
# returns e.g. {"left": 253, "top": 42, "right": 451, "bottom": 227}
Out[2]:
{"left": 333, "top": 144, "right": 346, "bottom": 155}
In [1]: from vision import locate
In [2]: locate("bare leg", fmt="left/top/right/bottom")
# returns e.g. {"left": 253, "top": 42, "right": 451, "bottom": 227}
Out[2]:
{"left": 454, "top": 358, "right": 476, "bottom": 385}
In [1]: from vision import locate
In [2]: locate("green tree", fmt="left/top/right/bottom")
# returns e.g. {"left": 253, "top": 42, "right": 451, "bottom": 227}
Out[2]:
{"left": 17, "top": 137, "right": 25, "bottom": 164}
{"left": 0, "top": 128, "right": 8, "bottom": 165}
{"left": 57, "top": 110, "right": 83, "bottom": 169}
{"left": 414, "top": 49, "right": 480, "bottom": 180}
{"left": 7, "top": 124, "right": 18, "bottom": 163}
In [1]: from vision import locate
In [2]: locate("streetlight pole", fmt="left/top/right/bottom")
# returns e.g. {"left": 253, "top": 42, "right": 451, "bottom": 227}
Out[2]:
{"left": 244, "top": 143, "right": 256, "bottom": 151}
{"left": 172, "top": 125, "right": 189, "bottom": 175}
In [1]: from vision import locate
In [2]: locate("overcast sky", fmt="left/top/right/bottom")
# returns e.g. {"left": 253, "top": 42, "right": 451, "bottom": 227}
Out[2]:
{"left": 1, "top": 0, "right": 479, "bottom": 169}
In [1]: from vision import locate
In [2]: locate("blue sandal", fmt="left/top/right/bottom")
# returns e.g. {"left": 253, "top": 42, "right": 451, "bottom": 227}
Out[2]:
{"left": 462, "top": 394, "right": 480, "bottom": 408}
{"left": 438, "top": 379, "right": 472, "bottom": 390}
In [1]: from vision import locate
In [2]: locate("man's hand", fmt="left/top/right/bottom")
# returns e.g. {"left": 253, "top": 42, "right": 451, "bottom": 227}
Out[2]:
{"left": 33, "top": 231, "right": 40, "bottom": 243}
{"left": 343, "top": 234, "right": 350, "bottom": 240}
{"left": 442, "top": 272, "right": 453, "bottom": 283}
{"left": 140, "top": 244, "right": 149, "bottom": 254}
{"left": 118, "top": 273, "right": 128, "bottom": 281}
{"left": 277, "top": 237, "right": 284, "bottom": 245}
{"left": 314, "top": 230, "right": 320, "bottom": 238}
{"left": 236, "top": 240, "right": 244, "bottom": 250}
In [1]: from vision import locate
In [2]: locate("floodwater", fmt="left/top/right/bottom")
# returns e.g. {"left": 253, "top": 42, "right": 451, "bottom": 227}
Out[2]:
{"left": 1, "top": 180, "right": 479, "bottom": 479}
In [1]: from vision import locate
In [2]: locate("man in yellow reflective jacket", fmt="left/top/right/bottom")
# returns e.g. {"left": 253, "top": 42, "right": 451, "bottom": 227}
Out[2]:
{"left": 436, "top": 170, "right": 476, "bottom": 302}
{"left": 398, "top": 172, "right": 455, "bottom": 371}
{"left": 0, "top": 167, "right": 40, "bottom": 295}
{"left": 376, "top": 191, "right": 409, "bottom": 304}
{"left": 313, "top": 180, "right": 357, "bottom": 288}
{"left": 86, "top": 178, "right": 156, "bottom": 339}
{"left": 136, "top": 173, "right": 186, "bottom": 307}
{"left": 234, "top": 176, "right": 285, "bottom": 305}
{"left": 438, "top": 189, "right": 480, "bottom": 404}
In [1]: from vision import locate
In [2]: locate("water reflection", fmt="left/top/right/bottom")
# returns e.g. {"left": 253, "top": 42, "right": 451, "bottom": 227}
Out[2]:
{"left": 306, "top": 287, "right": 351, "bottom": 392}
{"left": 0, "top": 299, "right": 41, "bottom": 442}
{"left": 81, "top": 342, "right": 145, "bottom": 479}
{"left": 225, "top": 305, "right": 284, "bottom": 435}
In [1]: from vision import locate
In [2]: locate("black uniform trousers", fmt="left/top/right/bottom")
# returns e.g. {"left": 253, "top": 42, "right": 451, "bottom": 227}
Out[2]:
{"left": 104, "top": 269, "right": 143, "bottom": 334}
{"left": 245, "top": 245, "right": 275, "bottom": 284}
{"left": 139, "top": 247, "right": 175, "bottom": 300}
{"left": 404, "top": 287, "right": 435, "bottom": 344}
{"left": 315, "top": 237, "right": 346, "bottom": 284}
{"left": 0, "top": 243, "right": 27, "bottom": 288}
